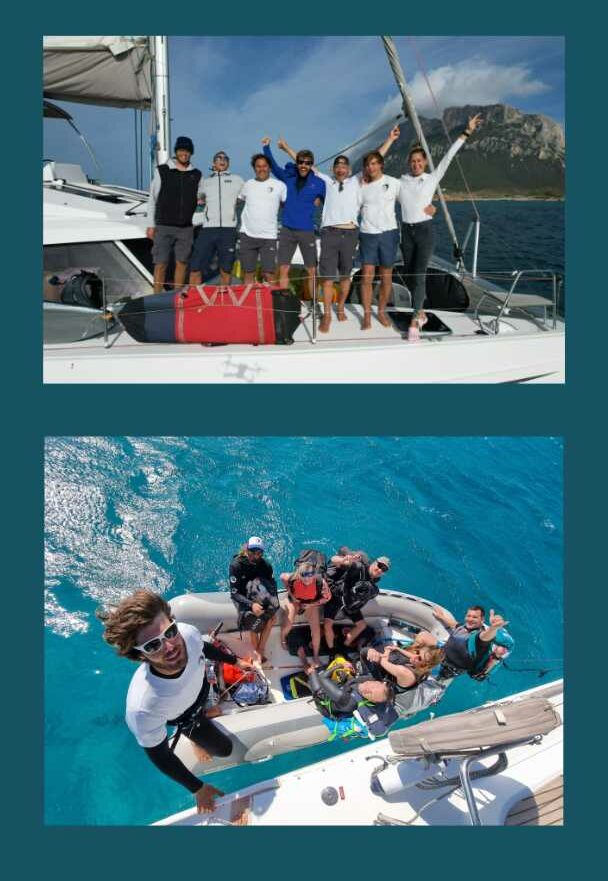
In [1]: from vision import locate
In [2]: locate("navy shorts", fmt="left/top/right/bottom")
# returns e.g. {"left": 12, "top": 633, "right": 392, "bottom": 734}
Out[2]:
{"left": 359, "top": 229, "right": 400, "bottom": 268}
{"left": 191, "top": 227, "right": 237, "bottom": 274}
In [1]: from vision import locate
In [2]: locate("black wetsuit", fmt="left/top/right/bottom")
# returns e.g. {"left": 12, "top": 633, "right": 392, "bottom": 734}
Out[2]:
{"left": 308, "top": 668, "right": 374, "bottom": 717}
{"left": 324, "top": 560, "right": 379, "bottom": 622}
{"left": 144, "top": 641, "right": 237, "bottom": 794}
{"left": 229, "top": 553, "right": 276, "bottom": 612}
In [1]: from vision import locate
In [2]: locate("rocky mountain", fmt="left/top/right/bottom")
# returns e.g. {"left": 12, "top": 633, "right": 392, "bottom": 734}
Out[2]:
{"left": 356, "top": 103, "right": 565, "bottom": 198}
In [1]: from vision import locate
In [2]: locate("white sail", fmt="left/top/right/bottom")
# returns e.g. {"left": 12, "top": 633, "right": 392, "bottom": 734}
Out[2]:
{"left": 43, "top": 36, "right": 152, "bottom": 109}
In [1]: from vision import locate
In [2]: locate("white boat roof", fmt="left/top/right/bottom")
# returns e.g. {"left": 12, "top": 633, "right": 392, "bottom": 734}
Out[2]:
{"left": 44, "top": 184, "right": 148, "bottom": 244}
{"left": 43, "top": 162, "right": 149, "bottom": 244}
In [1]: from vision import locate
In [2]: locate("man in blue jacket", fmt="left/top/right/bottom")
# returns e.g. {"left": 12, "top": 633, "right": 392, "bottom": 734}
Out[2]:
{"left": 262, "top": 137, "right": 326, "bottom": 298}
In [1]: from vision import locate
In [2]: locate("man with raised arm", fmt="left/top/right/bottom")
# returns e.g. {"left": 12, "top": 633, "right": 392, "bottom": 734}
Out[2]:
{"left": 323, "top": 552, "right": 390, "bottom": 653}
{"left": 431, "top": 604, "right": 513, "bottom": 681}
{"left": 261, "top": 137, "right": 326, "bottom": 300}
{"left": 277, "top": 127, "right": 400, "bottom": 333}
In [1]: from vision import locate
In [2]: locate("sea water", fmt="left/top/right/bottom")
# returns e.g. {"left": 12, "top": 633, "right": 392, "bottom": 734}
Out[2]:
{"left": 433, "top": 200, "right": 565, "bottom": 310}
{"left": 44, "top": 436, "right": 563, "bottom": 825}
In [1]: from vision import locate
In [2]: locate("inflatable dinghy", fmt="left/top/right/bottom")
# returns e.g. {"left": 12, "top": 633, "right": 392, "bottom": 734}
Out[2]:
{"left": 169, "top": 589, "right": 453, "bottom": 778}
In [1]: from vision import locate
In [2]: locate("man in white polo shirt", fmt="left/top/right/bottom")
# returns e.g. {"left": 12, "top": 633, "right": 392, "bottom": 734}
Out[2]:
{"left": 237, "top": 153, "right": 287, "bottom": 283}
{"left": 279, "top": 127, "right": 400, "bottom": 333}
{"left": 358, "top": 151, "right": 403, "bottom": 330}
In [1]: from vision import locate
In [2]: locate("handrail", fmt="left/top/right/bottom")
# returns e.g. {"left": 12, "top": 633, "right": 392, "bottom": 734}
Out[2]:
{"left": 459, "top": 735, "right": 543, "bottom": 825}
{"left": 474, "top": 268, "right": 560, "bottom": 334}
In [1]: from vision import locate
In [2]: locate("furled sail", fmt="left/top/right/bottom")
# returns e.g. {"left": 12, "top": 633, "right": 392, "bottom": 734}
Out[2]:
{"left": 43, "top": 36, "right": 152, "bottom": 109}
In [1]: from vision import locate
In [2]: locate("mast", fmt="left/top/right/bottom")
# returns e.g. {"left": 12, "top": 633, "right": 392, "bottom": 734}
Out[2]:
{"left": 152, "top": 36, "right": 171, "bottom": 170}
{"left": 380, "top": 36, "right": 462, "bottom": 266}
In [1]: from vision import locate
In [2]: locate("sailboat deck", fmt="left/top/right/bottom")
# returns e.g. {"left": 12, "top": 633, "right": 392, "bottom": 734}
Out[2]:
{"left": 504, "top": 775, "right": 564, "bottom": 826}
{"left": 44, "top": 298, "right": 565, "bottom": 384}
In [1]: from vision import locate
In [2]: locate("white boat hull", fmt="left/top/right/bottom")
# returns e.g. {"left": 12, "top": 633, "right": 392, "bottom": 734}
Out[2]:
{"left": 155, "top": 679, "right": 563, "bottom": 826}
{"left": 44, "top": 306, "right": 564, "bottom": 384}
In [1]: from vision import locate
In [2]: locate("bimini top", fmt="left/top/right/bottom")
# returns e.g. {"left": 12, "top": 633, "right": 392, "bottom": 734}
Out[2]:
{"left": 389, "top": 689, "right": 562, "bottom": 757}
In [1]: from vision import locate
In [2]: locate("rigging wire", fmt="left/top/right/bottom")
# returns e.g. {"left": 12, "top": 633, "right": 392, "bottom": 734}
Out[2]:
{"left": 406, "top": 37, "right": 480, "bottom": 222}
{"left": 316, "top": 114, "right": 406, "bottom": 167}
{"left": 381, "top": 36, "right": 462, "bottom": 264}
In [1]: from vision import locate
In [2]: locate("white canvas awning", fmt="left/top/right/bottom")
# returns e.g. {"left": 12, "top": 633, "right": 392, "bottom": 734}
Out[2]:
{"left": 43, "top": 36, "right": 152, "bottom": 109}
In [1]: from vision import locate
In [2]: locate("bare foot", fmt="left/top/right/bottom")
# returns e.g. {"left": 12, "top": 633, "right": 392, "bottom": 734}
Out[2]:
{"left": 230, "top": 797, "right": 251, "bottom": 825}
{"left": 192, "top": 744, "right": 212, "bottom": 763}
{"left": 361, "top": 312, "right": 372, "bottom": 330}
{"left": 377, "top": 310, "right": 391, "bottom": 328}
{"left": 312, "top": 656, "right": 322, "bottom": 668}
{"left": 204, "top": 705, "right": 223, "bottom": 719}
{"left": 297, "top": 646, "right": 310, "bottom": 665}
{"left": 319, "top": 315, "right": 331, "bottom": 333}
{"left": 336, "top": 307, "right": 347, "bottom": 321}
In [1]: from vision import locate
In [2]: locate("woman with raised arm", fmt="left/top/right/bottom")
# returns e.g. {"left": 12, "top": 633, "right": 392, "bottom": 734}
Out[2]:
{"left": 398, "top": 113, "right": 482, "bottom": 340}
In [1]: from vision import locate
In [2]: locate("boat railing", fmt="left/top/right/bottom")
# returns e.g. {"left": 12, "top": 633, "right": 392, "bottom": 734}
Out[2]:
{"left": 373, "top": 733, "right": 544, "bottom": 827}
{"left": 473, "top": 269, "right": 561, "bottom": 334}
{"left": 461, "top": 218, "right": 481, "bottom": 278}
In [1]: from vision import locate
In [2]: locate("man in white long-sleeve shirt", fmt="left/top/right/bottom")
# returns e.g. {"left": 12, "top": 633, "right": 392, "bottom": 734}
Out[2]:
{"left": 398, "top": 113, "right": 481, "bottom": 340}
{"left": 278, "top": 127, "right": 399, "bottom": 333}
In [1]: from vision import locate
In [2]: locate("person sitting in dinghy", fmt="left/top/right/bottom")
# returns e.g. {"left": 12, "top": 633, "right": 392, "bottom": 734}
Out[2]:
{"left": 279, "top": 552, "right": 332, "bottom": 667}
{"left": 430, "top": 604, "right": 513, "bottom": 681}
{"left": 229, "top": 537, "right": 279, "bottom": 663}
{"left": 323, "top": 553, "right": 390, "bottom": 654}
{"left": 360, "top": 638, "right": 445, "bottom": 695}
{"left": 397, "top": 113, "right": 482, "bottom": 341}
{"left": 304, "top": 660, "right": 398, "bottom": 739}
{"left": 98, "top": 590, "right": 255, "bottom": 814}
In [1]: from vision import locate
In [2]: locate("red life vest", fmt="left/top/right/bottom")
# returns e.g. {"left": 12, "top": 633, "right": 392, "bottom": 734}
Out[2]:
{"left": 291, "top": 576, "right": 318, "bottom": 602}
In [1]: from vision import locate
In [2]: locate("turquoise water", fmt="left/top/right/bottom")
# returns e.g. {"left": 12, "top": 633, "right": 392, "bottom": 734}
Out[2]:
{"left": 44, "top": 436, "right": 563, "bottom": 825}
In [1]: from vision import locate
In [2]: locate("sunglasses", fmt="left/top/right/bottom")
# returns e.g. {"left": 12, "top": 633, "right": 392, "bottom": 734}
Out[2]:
{"left": 297, "top": 159, "right": 313, "bottom": 166}
{"left": 248, "top": 548, "right": 263, "bottom": 555}
{"left": 376, "top": 562, "right": 388, "bottom": 573}
{"left": 134, "top": 620, "right": 179, "bottom": 655}
{"left": 301, "top": 571, "right": 315, "bottom": 579}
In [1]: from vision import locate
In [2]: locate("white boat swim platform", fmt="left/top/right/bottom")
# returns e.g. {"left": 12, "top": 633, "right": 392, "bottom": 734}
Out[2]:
{"left": 154, "top": 680, "right": 563, "bottom": 826}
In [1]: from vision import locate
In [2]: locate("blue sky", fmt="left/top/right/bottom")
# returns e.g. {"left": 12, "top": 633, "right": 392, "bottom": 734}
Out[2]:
{"left": 43, "top": 35, "right": 565, "bottom": 189}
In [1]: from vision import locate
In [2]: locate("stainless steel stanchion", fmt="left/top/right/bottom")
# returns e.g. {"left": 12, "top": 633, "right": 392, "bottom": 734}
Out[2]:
{"left": 312, "top": 271, "right": 317, "bottom": 344}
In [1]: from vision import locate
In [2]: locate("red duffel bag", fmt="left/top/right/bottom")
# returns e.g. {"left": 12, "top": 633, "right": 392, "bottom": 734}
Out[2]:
{"left": 118, "top": 283, "right": 301, "bottom": 345}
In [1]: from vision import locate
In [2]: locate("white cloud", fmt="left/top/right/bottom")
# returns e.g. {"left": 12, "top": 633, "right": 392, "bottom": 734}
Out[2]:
{"left": 171, "top": 45, "right": 552, "bottom": 174}
{"left": 371, "top": 58, "right": 551, "bottom": 126}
